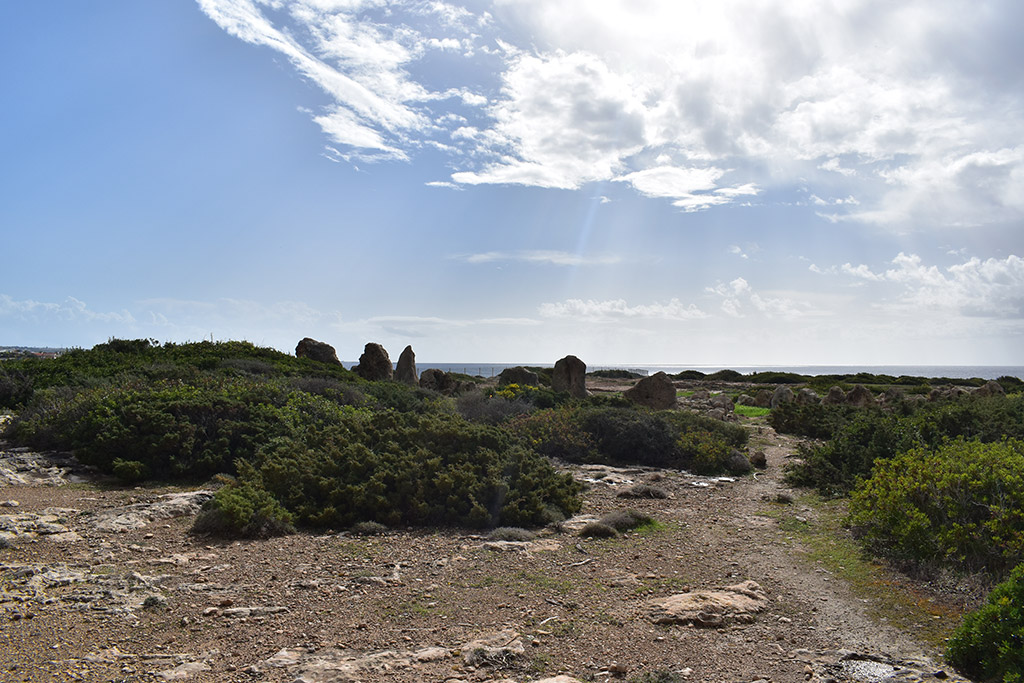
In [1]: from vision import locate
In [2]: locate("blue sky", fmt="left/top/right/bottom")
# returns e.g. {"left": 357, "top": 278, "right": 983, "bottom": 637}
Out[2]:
{"left": 2, "top": 1, "right": 1023, "bottom": 365}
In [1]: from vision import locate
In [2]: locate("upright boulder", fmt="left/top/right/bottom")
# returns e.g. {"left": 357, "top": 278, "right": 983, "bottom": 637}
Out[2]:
{"left": 974, "top": 380, "right": 1005, "bottom": 398}
{"left": 498, "top": 366, "right": 540, "bottom": 387}
{"left": 295, "top": 337, "right": 341, "bottom": 365}
{"left": 355, "top": 343, "right": 392, "bottom": 381}
{"left": 624, "top": 372, "right": 677, "bottom": 410}
{"left": 395, "top": 345, "right": 418, "bottom": 385}
{"left": 822, "top": 386, "right": 846, "bottom": 405}
{"left": 769, "top": 385, "right": 794, "bottom": 409}
{"left": 552, "top": 355, "right": 587, "bottom": 398}
{"left": 796, "top": 388, "right": 820, "bottom": 405}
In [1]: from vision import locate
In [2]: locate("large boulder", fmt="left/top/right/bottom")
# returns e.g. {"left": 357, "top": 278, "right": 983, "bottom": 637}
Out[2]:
{"left": 419, "top": 368, "right": 456, "bottom": 394}
{"left": 752, "top": 388, "right": 773, "bottom": 408}
{"left": 769, "top": 385, "right": 794, "bottom": 409}
{"left": 796, "top": 388, "right": 820, "bottom": 405}
{"left": 295, "top": 338, "right": 341, "bottom": 365}
{"left": 395, "top": 345, "right": 418, "bottom": 385}
{"left": 624, "top": 372, "right": 677, "bottom": 410}
{"left": 498, "top": 366, "right": 540, "bottom": 387}
{"left": 709, "top": 393, "right": 734, "bottom": 412}
{"left": 355, "top": 343, "right": 392, "bottom": 381}
{"left": 552, "top": 355, "right": 587, "bottom": 398}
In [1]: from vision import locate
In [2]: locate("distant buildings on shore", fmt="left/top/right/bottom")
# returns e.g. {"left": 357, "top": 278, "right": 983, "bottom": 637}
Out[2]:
{"left": 0, "top": 347, "right": 64, "bottom": 360}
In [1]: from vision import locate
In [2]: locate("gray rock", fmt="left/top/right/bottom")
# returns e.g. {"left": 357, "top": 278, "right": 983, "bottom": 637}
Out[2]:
{"left": 753, "top": 389, "right": 773, "bottom": 408}
{"left": 974, "top": 380, "right": 1005, "bottom": 397}
{"left": 624, "top": 372, "right": 677, "bottom": 410}
{"left": 419, "top": 368, "right": 456, "bottom": 394}
{"left": 710, "top": 394, "right": 734, "bottom": 411}
{"left": 648, "top": 580, "right": 768, "bottom": 627}
{"left": 395, "top": 345, "right": 418, "bottom": 385}
{"left": 552, "top": 355, "right": 587, "bottom": 398}
{"left": 770, "top": 385, "right": 795, "bottom": 409}
{"left": 796, "top": 388, "right": 820, "bottom": 405}
{"left": 725, "top": 449, "right": 752, "bottom": 474}
{"left": 749, "top": 450, "right": 767, "bottom": 469}
{"left": 294, "top": 337, "right": 341, "bottom": 365}
{"left": 355, "top": 343, "right": 393, "bottom": 381}
{"left": 497, "top": 366, "right": 540, "bottom": 387}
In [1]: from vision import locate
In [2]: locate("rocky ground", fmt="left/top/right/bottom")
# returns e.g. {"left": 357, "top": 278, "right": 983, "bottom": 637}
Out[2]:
{"left": 0, "top": 408, "right": 974, "bottom": 683}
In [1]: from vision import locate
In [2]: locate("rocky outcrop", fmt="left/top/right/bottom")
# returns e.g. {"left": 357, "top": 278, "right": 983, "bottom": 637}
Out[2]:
{"left": 355, "top": 343, "right": 392, "bottom": 381}
{"left": 709, "top": 394, "right": 734, "bottom": 412}
{"left": 395, "top": 345, "right": 418, "bottom": 385}
{"left": 624, "top": 372, "right": 677, "bottom": 410}
{"left": 497, "top": 366, "right": 540, "bottom": 387}
{"left": 753, "top": 388, "right": 773, "bottom": 408}
{"left": 796, "top": 388, "right": 820, "bottom": 405}
{"left": 974, "top": 380, "right": 1005, "bottom": 397}
{"left": 552, "top": 355, "right": 587, "bottom": 398}
{"left": 648, "top": 580, "right": 768, "bottom": 627}
{"left": 294, "top": 337, "right": 341, "bottom": 365}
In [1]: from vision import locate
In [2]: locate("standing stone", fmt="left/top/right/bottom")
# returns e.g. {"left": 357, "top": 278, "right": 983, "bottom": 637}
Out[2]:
{"left": 845, "top": 384, "right": 876, "bottom": 408}
{"left": 753, "top": 389, "right": 773, "bottom": 408}
{"left": 395, "top": 345, "right": 418, "bottom": 385}
{"left": 552, "top": 355, "right": 587, "bottom": 398}
{"left": 295, "top": 338, "right": 341, "bottom": 365}
{"left": 623, "top": 372, "right": 677, "bottom": 410}
{"left": 769, "top": 385, "right": 794, "bottom": 409}
{"left": 796, "top": 388, "right": 820, "bottom": 405}
{"left": 974, "top": 380, "right": 1005, "bottom": 397}
{"left": 822, "top": 386, "right": 847, "bottom": 405}
{"left": 498, "top": 367, "right": 540, "bottom": 387}
{"left": 355, "top": 343, "right": 392, "bottom": 381}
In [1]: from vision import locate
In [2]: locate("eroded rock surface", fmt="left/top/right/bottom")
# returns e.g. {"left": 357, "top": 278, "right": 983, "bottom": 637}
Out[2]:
{"left": 648, "top": 580, "right": 769, "bottom": 627}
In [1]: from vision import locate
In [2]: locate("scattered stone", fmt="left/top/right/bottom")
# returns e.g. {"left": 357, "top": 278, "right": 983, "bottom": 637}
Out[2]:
{"left": 552, "top": 355, "right": 588, "bottom": 398}
{"left": 395, "top": 345, "right": 419, "bottom": 385}
{"left": 294, "top": 337, "right": 341, "bottom": 365}
{"left": 749, "top": 451, "right": 767, "bottom": 469}
{"left": 497, "top": 366, "right": 540, "bottom": 387}
{"left": 91, "top": 491, "right": 213, "bottom": 533}
{"left": 355, "top": 342, "right": 393, "bottom": 381}
{"left": 624, "top": 372, "right": 677, "bottom": 410}
{"left": 461, "top": 630, "right": 525, "bottom": 667}
{"left": 420, "top": 368, "right": 457, "bottom": 394}
{"left": 648, "top": 580, "right": 768, "bottom": 627}
{"left": 709, "top": 394, "right": 734, "bottom": 412}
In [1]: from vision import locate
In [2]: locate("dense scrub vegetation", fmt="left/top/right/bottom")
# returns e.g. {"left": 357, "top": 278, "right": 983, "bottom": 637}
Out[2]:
{"left": 946, "top": 562, "right": 1024, "bottom": 683}
{"left": 0, "top": 338, "right": 750, "bottom": 537}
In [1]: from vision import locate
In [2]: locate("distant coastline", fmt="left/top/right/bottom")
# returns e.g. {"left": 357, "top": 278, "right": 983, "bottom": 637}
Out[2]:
{"left": 343, "top": 362, "right": 1024, "bottom": 381}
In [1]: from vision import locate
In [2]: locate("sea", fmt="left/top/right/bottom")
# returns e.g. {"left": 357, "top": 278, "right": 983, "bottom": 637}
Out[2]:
{"left": 340, "top": 363, "right": 1024, "bottom": 381}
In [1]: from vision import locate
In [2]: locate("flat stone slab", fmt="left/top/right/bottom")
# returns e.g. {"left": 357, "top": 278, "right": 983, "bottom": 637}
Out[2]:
{"left": 648, "top": 580, "right": 768, "bottom": 627}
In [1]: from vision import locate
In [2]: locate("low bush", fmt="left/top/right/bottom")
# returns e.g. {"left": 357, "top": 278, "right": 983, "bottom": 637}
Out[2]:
{"left": 769, "top": 402, "right": 858, "bottom": 440}
{"left": 192, "top": 478, "right": 295, "bottom": 538}
{"left": 487, "top": 527, "right": 537, "bottom": 542}
{"left": 946, "top": 562, "right": 1024, "bottom": 683}
{"left": 616, "top": 483, "right": 670, "bottom": 499}
{"left": 578, "top": 407, "right": 680, "bottom": 468}
{"left": 579, "top": 522, "right": 618, "bottom": 538}
{"left": 350, "top": 521, "right": 388, "bottom": 536}
{"left": 599, "top": 509, "right": 654, "bottom": 531}
{"left": 849, "top": 439, "right": 1024, "bottom": 577}
{"left": 676, "top": 430, "right": 733, "bottom": 475}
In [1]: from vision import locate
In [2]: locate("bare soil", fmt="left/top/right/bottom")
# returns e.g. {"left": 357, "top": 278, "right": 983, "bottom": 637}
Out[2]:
{"left": 0, "top": 409, "right": 971, "bottom": 683}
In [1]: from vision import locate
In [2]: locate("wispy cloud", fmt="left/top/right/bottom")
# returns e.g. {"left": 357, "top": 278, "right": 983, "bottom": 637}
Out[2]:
{"left": 452, "top": 250, "right": 621, "bottom": 266}
{"left": 0, "top": 295, "right": 135, "bottom": 324}
{"left": 539, "top": 298, "right": 706, "bottom": 322}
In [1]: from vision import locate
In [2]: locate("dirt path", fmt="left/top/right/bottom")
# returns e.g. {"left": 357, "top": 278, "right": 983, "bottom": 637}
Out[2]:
{"left": 0, "top": 423, "right": 967, "bottom": 683}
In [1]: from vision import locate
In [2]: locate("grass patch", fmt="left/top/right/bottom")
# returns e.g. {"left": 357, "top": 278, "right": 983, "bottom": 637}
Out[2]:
{"left": 766, "top": 493, "right": 966, "bottom": 648}
{"left": 734, "top": 405, "right": 771, "bottom": 418}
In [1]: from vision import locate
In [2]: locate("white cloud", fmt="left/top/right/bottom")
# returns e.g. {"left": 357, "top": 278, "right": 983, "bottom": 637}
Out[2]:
{"left": 539, "top": 298, "right": 706, "bottom": 322}
{"left": 0, "top": 295, "right": 135, "bottom": 324}
{"left": 706, "top": 277, "right": 811, "bottom": 320}
{"left": 199, "top": 0, "right": 1024, "bottom": 226}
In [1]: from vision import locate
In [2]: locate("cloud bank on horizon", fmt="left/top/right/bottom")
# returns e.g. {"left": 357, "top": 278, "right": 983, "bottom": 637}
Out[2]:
{"left": 1, "top": 0, "right": 1022, "bottom": 365}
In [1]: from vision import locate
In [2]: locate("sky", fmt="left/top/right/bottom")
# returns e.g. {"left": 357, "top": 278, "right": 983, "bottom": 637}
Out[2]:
{"left": 2, "top": 0, "right": 1023, "bottom": 366}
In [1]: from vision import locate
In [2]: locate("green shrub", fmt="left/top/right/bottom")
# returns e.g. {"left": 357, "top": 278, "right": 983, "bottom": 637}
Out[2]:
{"left": 616, "top": 483, "right": 669, "bottom": 499}
{"left": 677, "top": 430, "right": 733, "bottom": 475}
{"left": 947, "top": 562, "right": 1024, "bottom": 683}
{"left": 787, "top": 412, "right": 922, "bottom": 496}
{"left": 192, "top": 479, "right": 295, "bottom": 538}
{"left": 508, "top": 406, "right": 596, "bottom": 462}
{"left": 579, "top": 407, "right": 680, "bottom": 468}
{"left": 849, "top": 439, "right": 1024, "bottom": 577}
{"left": 769, "top": 402, "right": 858, "bottom": 440}
{"left": 350, "top": 521, "right": 388, "bottom": 536}
{"left": 487, "top": 527, "right": 537, "bottom": 541}
{"left": 111, "top": 458, "right": 150, "bottom": 483}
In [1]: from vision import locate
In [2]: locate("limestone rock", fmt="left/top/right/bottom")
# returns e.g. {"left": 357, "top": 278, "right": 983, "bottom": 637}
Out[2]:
{"left": 624, "top": 372, "right": 677, "bottom": 410}
{"left": 691, "top": 389, "right": 710, "bottom": 401}
{"left": 648, "top": 580, "right": 768, "bottom": 627}
{"left": 461, "top": 630, "right": 525, "bottom": 667}
{"left": 294, "top": 338, "right": 341, "bottom": 365}
{"left": 749, "top": 450, "right": 767, "bottom": 469}
{"left": 355, "top": 343, "right": 393, "bottom": 381}
{"left": 709, "top": 393, "right": 734, "bottom": 412}
{"left": 497, "top": 366, "right": 540, "bottom": 387}
{"left": 845, "top": 384, "right": 876, "bottom": 408}
{"left": 395, "top": 345, "right": 418, "bottom": 385}
{"left": 552, "top": 355, "right": 587, "bottom": 398}
{"left": 753, "top": 388, "right": 773, "bottom": 408}
{"left": 796, "top": 387, "right": 819, "bottom": 405}
{"left": 91, "top": 491, "right": 213, "bottom": 533}
{"left": 724, "top": 449, "right": 752, "bottom": 474}
{"left": 769, "top": 386, "right": 794, "bottom": 409}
